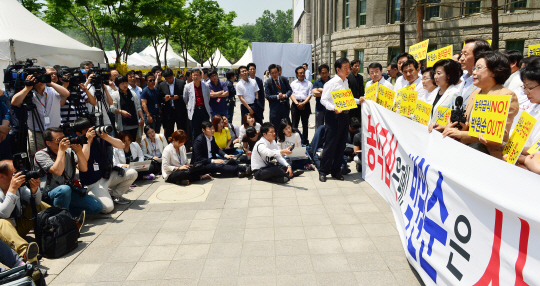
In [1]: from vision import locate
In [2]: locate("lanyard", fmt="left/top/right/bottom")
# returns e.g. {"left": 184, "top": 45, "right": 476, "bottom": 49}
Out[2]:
{"left": 34, "top": 90, "right": 48, "bottom": 109}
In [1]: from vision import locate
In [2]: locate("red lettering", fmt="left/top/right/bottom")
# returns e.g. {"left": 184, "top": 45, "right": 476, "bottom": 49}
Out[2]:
{"left": 368, "top": 148, "right": 376, "bottom": 171}
{"left": 515, "top": 218, "right": 530, "bottom": 286}
{"left": 504, "top": 100, "right": 508, "bottom": 115}
{"left": 490, "top": 101, "right": 498, "bottom": 113}
{"left": 473, "top": 209, "right": 502, "bottom": 286}
{"left": 497, "top": 101, "right": 505, "bottom": 114}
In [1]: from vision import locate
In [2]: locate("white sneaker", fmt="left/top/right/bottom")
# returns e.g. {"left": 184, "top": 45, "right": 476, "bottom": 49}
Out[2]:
{"left": 112, "top": 196, "right": 131, "bottom": 205}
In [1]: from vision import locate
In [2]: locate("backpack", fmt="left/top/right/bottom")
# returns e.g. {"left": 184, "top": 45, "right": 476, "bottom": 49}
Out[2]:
{"left": 34, "top": 207, "right": 79, "bottom": 259}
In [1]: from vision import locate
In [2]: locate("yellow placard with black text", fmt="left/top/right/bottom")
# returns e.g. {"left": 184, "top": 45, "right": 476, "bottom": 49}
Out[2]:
{"left": 503, "top": 111, "right": 537, "bottom": 164}
{"left": 398, "top": 90, "right": 418, "bottom": 117}
{"left": 468, "top": 94, "right": 512, "bottom": 143}
{"left": 376, "top": 85, "right": 396, "bottom": 111}
{"left": 365, "top": 82, "right": 378, "bottom": 102}
{"left": 393, "top": 84, "right": 416, "bottom": 111}
{"left": 409, "top": 40, "right": 429, "bottom": 61}
{"left": 331, "top": 89, "right": 357, "bottom": 111}
{"left": 427, "top": 45, "right": 453, "bottom": 67}
{"left": 435, "top": 106, "right": 452, "bottom": 126}
{"left": 529, "top": 44, "right": 540, "bottom": 56}
{"left": 527, "top": 138, "right": 540, "bottom": 154}
{"left": 412, "top": 100, "right": 433, "bottom": 126}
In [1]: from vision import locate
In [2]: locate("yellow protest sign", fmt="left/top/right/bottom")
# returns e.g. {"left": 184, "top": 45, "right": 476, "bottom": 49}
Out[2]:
{"left": 405, "top": 84, "right": 416, "bottom": 91}
{"left": 528, "top": 44, "right": 540, "bottom": 56}
{"left": 398, "top": 90, "right": 418, "bottom": 117}
{"left": 393, "top": 84, "right": 416, "bottom": 111}
{"left": 331, "top": 89, "right": 357, "bottom": 111}
{"left": 427, "top": 45, "right": 453, "bottom": 67}
{"left": 503, "top": 112, "right": 537, "bottom": 164}
{"left": 365, "top": 82, "right": 378, "bottom": 102}
{"left": 527, "top": 138, "right": 540, "bottom": 154}
{"left": 468, "top": 94, "right": 512, "bottom": 143}
{"left": 376, "top": 84, "right": 396, "bottom": 110}
{"left": 435, "top": 106, "right": 452, "bottom": 126}
{"left": 409, "top": 40, "right": 429, "bottom": 61}
{"left": 412, "top": 100, "right": 433, "bottom": 126}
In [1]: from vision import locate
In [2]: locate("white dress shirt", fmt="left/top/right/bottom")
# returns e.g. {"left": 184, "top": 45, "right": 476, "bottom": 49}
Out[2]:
{"left": 457, "top": 71, "right": 477, "bottom": 106}
{"left": 365, "top": 77, "right": 394, "bottom": 94}
{"left": 129, "top": 84, "right": 142, "bottom": 102}
{"left": 393, "top": 73, "right": 423, "bottom": 92}
{"left": 235, "top": 78, "right": 259, "bottom": 104}
{"left": 251, "top": 137, "right": 289, "bottom": 170}
{"left": 504, "top": 70, "right": 531, "bottom": 110}
{"left": 161, "top": 143, "right": 188, "bottom": 180}
{"left": 28, "top": 86, "right": 66, "bottom": 131}
{"left": 321, "top": 75, "right": 356, "bottom": 111}
{"left": 305, "top": 69, "right": 312, "bottom": 82}
{"left": 290, "top": 79, "right": 313, "bottom": 101}
{"left": 113, "top": 143, "right": 144, "bottom": 167}
{"left": 205, "top": 136, "right": 213, "bottom": 159}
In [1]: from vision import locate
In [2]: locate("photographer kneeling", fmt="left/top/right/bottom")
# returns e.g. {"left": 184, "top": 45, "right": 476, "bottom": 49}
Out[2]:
{"left": 34, "top": 127, "right": 103, "bottom": 217}
{"left": 72, "top": 118, "right": 137, "bottom": 212}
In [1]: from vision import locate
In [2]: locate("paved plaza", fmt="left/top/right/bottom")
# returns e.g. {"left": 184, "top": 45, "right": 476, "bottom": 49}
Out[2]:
{"left": 40, "top": 98, "right": 424, "bottom": 286}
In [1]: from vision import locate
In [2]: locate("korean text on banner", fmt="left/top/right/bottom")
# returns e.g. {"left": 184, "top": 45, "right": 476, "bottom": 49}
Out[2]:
{"left": 411, "top": 100, "right": 432, "bottom": 126}
{"left": 427, "top": 45, "right": 453, "bottom": 67}
{"left": 529, "top": 44, "right": 540, "bottom": 56}
{"left": 436, "top": 106, "right": 452, "bottom": 126}
{"left": 527, "top": 138, "right": 540, "bottom": 154}
{"left": 365, "top": 82, "right": 378, "bottom": 102}
{"left": 361, "top": 100, "right": 540, "bottom": 286}
{"left": 503, "top": 111, "right": 537, "bottom": 164}
{"left": 376, "top": 84, "right": 396, "bottom": 110}
{"left": 468, "top": 94, "right": 511, "bottom": 143}
{"left": 331, "top": 89, "right": 357, "bottom": 111}
{"left": 398, "top": 90, "right": 419, "bottom": 117}
{"left": 409, "top": 39, "right": 429, "bottom": 61}
{"left": 393, "top": 84, "right": 416, "bottom": 111}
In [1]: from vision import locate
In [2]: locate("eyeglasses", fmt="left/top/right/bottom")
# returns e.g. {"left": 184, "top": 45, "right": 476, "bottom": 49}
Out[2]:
{"left": 521, "top": 84, "right": 540, "bottom": 92}
{"left": 148, "top": 79, "right": 156, "bottom": 82}
{"left": 52, "top": 137, "right": 64, "bottom": 143}
{"left": 421, "top": 77, "right": 432, "bottom": 81}
{"left": 472, "top": 65, "right": 487, "bottom": 72}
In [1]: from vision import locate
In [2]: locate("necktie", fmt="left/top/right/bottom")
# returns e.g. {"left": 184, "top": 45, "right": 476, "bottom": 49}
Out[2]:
{"left": 275, "top": 79, "right": 281, "bottom": 90}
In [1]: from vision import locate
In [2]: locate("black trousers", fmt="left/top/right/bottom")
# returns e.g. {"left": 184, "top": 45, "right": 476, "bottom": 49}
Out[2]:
{"left": 166, "top": 169, "right": 202, "bottom": 184}
{"left": 190, "top": 107, "right": 210, "bottom": 144}
{"left": 164, "top": 109, "right": 190, "bottom": 148}
{"left": 270, "top": 105, "right": 291, "bottom": 130}
{"left": 254, "top": 166, "right": 287, "bottom": 181}
{"left": 291, "top": 102, "right": 311, "bottom": 143}
{"left": 202, "top": 162, "right": 241, "bottom": 176}
{"left": 320, "top": 111, "right": 349, "bottom": 176}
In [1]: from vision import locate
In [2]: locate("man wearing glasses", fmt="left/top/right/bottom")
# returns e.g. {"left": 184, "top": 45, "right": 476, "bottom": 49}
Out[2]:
{"left": 34, "top": 127, "right": 103, "bottom": 218}
{"left": 140, "top": 72, "right": 161, "bottom": 133}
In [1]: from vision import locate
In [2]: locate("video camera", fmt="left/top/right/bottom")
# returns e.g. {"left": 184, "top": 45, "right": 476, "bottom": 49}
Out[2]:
{"left": 450, "top": 96, "right": 467, "bottom": 130}
{"left": 12, "top": 153, "right": 44, "bottom": 185}
{"left": 58, "top": 67, "right": 87, "bottom": 86}
{"left": 3, "top": 59, "right": 51, "bottom": 95}
{"left": 88, "top": 65, "right": 111, "bottom": 86}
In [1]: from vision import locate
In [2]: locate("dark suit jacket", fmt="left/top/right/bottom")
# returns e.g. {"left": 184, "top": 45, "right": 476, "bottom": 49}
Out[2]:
{"left": 254, "top": 76, "right": 265, "bottom": 110}
{"left": 156, "top": 79, "right": 187, "bottom": 118}
{"left": 347, "top": 72, "right": 365, "bottom": 99}
{"left": 264, "top": 76, "right": 292, "bottom": 116}
{"left": 191, "top": 133, "right": 227, "bottom": 165}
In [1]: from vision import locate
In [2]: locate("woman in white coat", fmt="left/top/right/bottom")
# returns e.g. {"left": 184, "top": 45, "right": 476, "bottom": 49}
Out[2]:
{"left": 114, "top": 131, "right": 157, "bottom": 182}
{"left": 427, "top": 59, "right": 463, "bottom": 132}
{"left": 141, "top": 126, "right": 167, "bottom": 159}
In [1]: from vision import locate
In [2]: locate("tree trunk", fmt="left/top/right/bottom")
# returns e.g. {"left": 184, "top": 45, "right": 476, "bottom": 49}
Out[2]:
{"left": 416, "top": 0, "right": 424, "bottom": 43}
{"left": 164, "top": 37, "right": 169, "bottom": 68}
{"left": 491, "top": 0, "right": 499, "bottom": 50}
{"left": 400, "top": 0, "right": 406, "bottom": 53}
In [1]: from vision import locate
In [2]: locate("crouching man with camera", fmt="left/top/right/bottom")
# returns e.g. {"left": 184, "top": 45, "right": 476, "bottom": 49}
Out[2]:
{"left": 0, "top": 160, "right": 47, "bottom": 259}
{"left": 73, "top": 118, "right": 137, "bottom": 213}
{"left": 34, "top": 127, "right": 103, "bottom": 218}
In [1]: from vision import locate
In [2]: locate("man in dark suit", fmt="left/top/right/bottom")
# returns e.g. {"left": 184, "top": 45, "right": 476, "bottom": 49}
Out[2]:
{"left": 157, "top": 68, "right": 190, "bottom": 147}
{"left": 264, "top": 64, "right": 292, "bottom": 129}
{"left": 248, "top": 63, "right": 265, "bottom": 123}
{"left": 347, "top": 59, "right": 365, "bottom": 123}
{"left": 191, "top": 121, "right": 250, "bottom": 177}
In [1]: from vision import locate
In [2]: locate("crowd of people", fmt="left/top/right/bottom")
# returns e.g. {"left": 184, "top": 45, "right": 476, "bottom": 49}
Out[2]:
{"left": 1, "top": 37, "right": 540, "bottom": 271}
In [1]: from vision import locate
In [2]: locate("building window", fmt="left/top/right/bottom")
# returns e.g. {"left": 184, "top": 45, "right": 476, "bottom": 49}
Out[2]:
{"left": 389, "top": 47, "right": 400, "bottom": 63}
{"left": 357, "top": 0, "right": 367, "bottom": 26}
{"left": 425, "top": 0, "right": 440, "bottom": 20}
{"left": 506, "top": 40, "right": 525, "bottom": 54}
{"left": 508, "top": 0, "right": 527, "bottom": 12}
{"left": 355, "top": 50, "right": 365, "bottom": 72}
{"left": 464, "top": 1, "right": 481, "bottom": 14}
{"left": 391, "top": 0, "right": 400, "bottom": 23}
{"left": 343, "top": 0, "right": 350, "bottom": 29}
{"left": 341, "top": 51, "right": 348, "bottom": 59}
{"left": 428, "top": 45, "right": 438, "bottom": 53}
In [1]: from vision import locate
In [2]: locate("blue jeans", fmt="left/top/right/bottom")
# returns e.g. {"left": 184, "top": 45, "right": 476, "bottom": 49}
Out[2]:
{"left": 47, "top": 185, "right": 103, "bottom": 217}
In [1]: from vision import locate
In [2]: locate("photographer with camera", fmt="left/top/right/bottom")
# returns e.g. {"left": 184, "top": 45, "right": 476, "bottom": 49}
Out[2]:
{"left": 0, "top": 159, "right": 47, "bottom": 258}
{"left": 59, "top": 74, "right": 94, "bottom": 125}
{"left": 34, "top": 127, "right": 103, "bottom": 217}
{"left": 72, "top": 118, "right": 136, "bottom": 212}
{"left": 11, "top": 71, "right": 70, "bottom": 155}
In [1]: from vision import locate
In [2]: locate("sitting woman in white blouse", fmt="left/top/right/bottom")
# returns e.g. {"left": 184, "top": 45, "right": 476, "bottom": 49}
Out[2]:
{"left": 113, "top": 132, "right": 157, "bottom": 181}
{"left": 238, "top": 113, "right": 261, "bottom": 140}
{"left": 141, "top": 125, "right": 167, "bottom": 159}
{"left": 276, "top": 118, "right": 315, "bottom": 170}
{"left": 162, "top": 130, "right": 212, "bottom": 185}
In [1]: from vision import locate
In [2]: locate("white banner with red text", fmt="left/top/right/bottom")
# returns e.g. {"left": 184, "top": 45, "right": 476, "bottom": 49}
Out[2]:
{"left": 361, "top": 100, "right": 540, "bottom": 285}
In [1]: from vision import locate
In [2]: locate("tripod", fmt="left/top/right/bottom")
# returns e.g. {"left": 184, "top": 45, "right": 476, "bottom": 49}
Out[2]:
{"left": 14, "top": 96, "right": 46, "bottom": 164}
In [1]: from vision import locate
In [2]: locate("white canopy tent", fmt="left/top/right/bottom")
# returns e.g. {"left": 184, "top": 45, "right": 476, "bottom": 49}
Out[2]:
{"left": 140, "top": 40, "right": 198, "bottom": 68}
{"left": 231, "top": 47, "right": 252, "bottom": 69}
{"left": 0, "top": 0, "right": 104, "bottom": 89}
{"left": 203, "top": 49, "right": 232, "bottom": 69}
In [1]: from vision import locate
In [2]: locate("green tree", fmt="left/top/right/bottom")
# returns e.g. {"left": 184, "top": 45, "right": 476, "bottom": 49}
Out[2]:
{"left": 222, "top": 38, "right": 249, "bottom": 64}
{"left": 254, "top": 10, "right": 276, "bottom": 42}
{"left": 274, "top": 10, "right": 293, "bottom": 43}
{"left": 171, "top": 6, "right": 197, "bottom": 68}
{"left": 239, "top": 24, "right": 257, "bottom": 42}
{"left": 19, "top": 0, "right": 43, "bottom": 17}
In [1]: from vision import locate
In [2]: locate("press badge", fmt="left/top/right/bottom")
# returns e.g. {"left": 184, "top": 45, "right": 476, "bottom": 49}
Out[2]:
{"left": 93, "top": 162, "right": 99, "bottom": 171}
{"left": 217, "top": 98, "right": 221, "bottom": 103}
{"left": 44, "top": 116, "right": 50, "bottom": 125}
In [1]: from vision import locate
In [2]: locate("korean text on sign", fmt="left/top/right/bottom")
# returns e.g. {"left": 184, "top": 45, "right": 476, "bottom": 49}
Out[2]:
{"left": 503, "top": 111, "right": 537, "bottom": 164}
{"left": 331, "top": 89, "right": 357, "bottom": 111}
{"left": 427, "top": 45, "right": 453, "bottom": 67}
{"left": 398, "top": 90, "right": 419, "bottom": 117}
{"left": 376, "top": 84, "right": 396, "bottom": 111}
{"left": 393, "top": 84, "right": 416, "bottom": 112}
{"left": 365, "top": 82, "right": 378, "bottom": 102}
{"left": 468, "top": 94, "right": 512, "bottom": 143}
{"left": 527, "top": 138, "right": 540, "bottom": 154}
{"left": 409, "top": 39, "right": 429, "bottom": 61}
{"left": 411, "top": 100, "right": 432, "bottom": 126}
{"left": 528, "top": 44, "right": 540, "bottom": 56}
{"left": 436, "top": 106, "right": 452, "bottom": 126}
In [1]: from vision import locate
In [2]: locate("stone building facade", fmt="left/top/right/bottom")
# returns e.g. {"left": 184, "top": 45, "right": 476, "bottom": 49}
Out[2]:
{"left": 293, "top": 0, "right": 540, "bottom": 78}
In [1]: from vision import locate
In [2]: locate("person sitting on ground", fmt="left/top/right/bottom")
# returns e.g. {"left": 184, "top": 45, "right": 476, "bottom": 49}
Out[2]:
{"left": 0, "top": 160, "right": 46, "bottom": 260}
{"left": 344, "top": 117, "right": 361, "bottom": 171}
{"left": 34, "top": 127, "right": 103, "bottom": 217}
{"left": 141, "top": 125, "right": 167, "bottom": 160}
{"left": 238, "top": 113, "right": 261, "bottom": 140}
{"left": 442, "top": 51, "right": 519, "bottom": 159}
{"left": 424, "top": 59, "right": 461, "bottom": 129}
{"left": 74, "top": 118, "right": 136, "bottom": 211}
{"left": 222, "top": 115, "right": 241, "bottom": 145}
{"left": 276, "top": 118, "right": 315, "bottom": 171}
{"left": 162, "top": 130, "right": 211, "bottom": 185}
{"left": 212, "top": 115, "right": 236, "bottom": 155}
{"left": 0, "top": 240, "right": 37, "bottom": 271}
{"left": 114, "top": 132, "right": 156, "bottom": 181}
{"left": 191, "top": 121, "right": 251, "bottom": 178}
{"left": 241, "top": 126, "right": 261, "bottom": 157}
{"left": 251, "top": 122, "right": 303, "bottom": 183}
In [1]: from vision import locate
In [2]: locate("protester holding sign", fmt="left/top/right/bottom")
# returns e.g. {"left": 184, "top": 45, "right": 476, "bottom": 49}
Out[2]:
{"left": 443, "top": 51, "right": 519, "bottom": 159}
{"left": 424, "top": 59, "right": 461, "bottom": 127}
{"left": 366, "top": 63, "right": 394, "bottom": 91}
{"left": 400, "top": 59, "right": 428, "bottom": 101}
{"left": 393, "top": 53, "right": 416, "bottom": 91}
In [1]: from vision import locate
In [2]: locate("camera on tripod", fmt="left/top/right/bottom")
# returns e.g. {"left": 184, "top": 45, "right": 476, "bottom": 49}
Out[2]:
{"left": 58, "top": 67, "right": 87, "bottom": 100}
{"left": 89, "top": 65, "right": 111, "bottom": 86}
{"left": 3, "top": 59, "right": 51, "bottom": 95}
{"left": 12, "top": 153, "right": 44, "bottom": 185}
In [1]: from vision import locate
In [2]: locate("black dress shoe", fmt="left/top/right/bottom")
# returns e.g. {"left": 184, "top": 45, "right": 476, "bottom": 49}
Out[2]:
{"left": 319, "top": 174, "right": 327, "bottom": 182}
{"left": 341, "top": 167, "right": 351, "bottom": 175}
{"left": 332, "top": 174, "right": 345, "bottom": 181}
{"left": 293, "top": 170, "right": 304, "bottom": 177}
